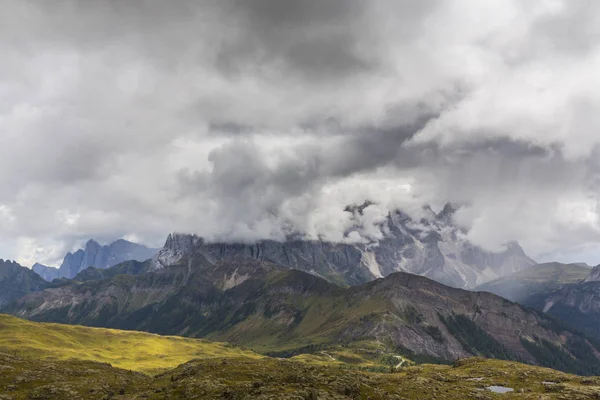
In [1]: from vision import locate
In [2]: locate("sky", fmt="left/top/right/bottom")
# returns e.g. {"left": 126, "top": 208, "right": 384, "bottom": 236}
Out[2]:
{"left": 1, "top": 0, "right": 600, "bottom": 267}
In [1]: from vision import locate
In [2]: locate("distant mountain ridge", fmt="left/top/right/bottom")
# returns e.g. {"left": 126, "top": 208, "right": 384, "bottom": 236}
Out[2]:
{"left": 525, "top": 265, "right": 600, "bottom": 338}
{"left": 33, "top": 239, "right": 158, "bottom": 281}
{"left": 152, "top": 204, "right": 535, "bottom": 289}
{"left": 476, "top": 263, "right": 600, "bottom": 340}
{"left": 474, "top": 262, "right": 591, "bottom": 304}
{"left": 32, "top": 263, "right": 60, "bottom": 281}
{"left": 0, "top": 259, "right": 48, "bottom": 306}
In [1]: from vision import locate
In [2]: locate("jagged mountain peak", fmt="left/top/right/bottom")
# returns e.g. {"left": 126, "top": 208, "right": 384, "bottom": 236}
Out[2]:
{"left": 85, "top": 238, "right": 101, "bottom": 247}
{"left": 153, "top": 204, "right": 534, "bottom": 289}
{"left": 32, "top": 238, "right": 159, "bottom": 281}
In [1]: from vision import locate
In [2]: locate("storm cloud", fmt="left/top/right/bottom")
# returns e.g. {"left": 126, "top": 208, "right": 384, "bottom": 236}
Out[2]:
{"left": 1, "top": 0, "right": 600, "bottom": 266}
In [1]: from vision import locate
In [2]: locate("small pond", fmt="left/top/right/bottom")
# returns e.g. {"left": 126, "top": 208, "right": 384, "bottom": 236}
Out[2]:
{"left": 486, "top": 386, "right": 514, "bottom": 394}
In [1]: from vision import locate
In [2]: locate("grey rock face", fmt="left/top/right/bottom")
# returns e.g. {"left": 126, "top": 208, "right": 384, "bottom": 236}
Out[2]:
{"left": 153, "top": 205, "right": 535, "bottom": 288}
{"left": 152, "top": 234, "right": 202, "bottom": 270}
{"left": 32, "top": 263, "right": 60, "bottom": 282}
{"left": 53, "top": 239, "right": 158, "bottom": 280}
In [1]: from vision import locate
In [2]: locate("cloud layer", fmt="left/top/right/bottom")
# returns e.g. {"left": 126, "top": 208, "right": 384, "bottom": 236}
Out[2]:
{"left": 1, "top": 0, "right": 600, "bottom": 266}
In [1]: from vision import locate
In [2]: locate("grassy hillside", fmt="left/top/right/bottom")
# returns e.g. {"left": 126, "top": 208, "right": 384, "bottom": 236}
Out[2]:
{"left": 0, "top": 314, "right": 261, "bottom": 374}
{"left": 2, "top": 351, "right": 600, "bottom": 399}
{"left": 2, "top": 315, "right": 600, "bottom": 398}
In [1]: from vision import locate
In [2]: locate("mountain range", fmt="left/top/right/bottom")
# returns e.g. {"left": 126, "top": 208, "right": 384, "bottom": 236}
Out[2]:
{"left": 5, "top": 249, "right": 600, "bottom": 375}
{"left": 152, "top": 204, "right": 535, "bottom": 290}
{"left": 32, "top": 239, "right": 158, "bottom": 281}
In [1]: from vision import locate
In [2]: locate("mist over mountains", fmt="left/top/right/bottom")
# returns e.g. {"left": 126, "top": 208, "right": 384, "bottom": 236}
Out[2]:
{"left": 152, "top": 202, "right": 534, "bottom": 289}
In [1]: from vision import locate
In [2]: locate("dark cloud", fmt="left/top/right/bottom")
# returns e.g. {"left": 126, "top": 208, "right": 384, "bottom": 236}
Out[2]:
{"left": 213, "top": 0, "right": 374, "bottom": 80}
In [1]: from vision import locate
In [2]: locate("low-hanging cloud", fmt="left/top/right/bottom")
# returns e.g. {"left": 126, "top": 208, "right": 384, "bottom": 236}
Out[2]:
{"left": 1, "top": 0, "right": 600, "bottom": 267}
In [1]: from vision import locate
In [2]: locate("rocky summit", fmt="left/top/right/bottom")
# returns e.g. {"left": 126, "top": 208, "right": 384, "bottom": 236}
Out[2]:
{"left": 152, "top": 204, "right": 535, "bottom": 289}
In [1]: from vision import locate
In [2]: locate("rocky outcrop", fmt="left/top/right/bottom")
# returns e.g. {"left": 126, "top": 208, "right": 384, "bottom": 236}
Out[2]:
{"left": 152, "top": 205, "right": 535, "bottom": 288}
{"left": 48, "top": 239, "right": 158, "bottom": 280}
{"left": 151, "top": 234, "right": 202, "bottom": 270}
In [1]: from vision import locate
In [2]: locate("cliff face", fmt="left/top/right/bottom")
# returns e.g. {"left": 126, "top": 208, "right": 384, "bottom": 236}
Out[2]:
{"left": 153, "top": 206, "right": 534, "bottom": 289}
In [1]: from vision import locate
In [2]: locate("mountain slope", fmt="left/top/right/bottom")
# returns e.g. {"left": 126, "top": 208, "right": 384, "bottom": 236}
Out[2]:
{"left": 4, "top": 254, "right": 600, "bottom": 374}
{"left": 529, "top": 285, "right": 600, "bottom": 338}
{"left": 0, "top": 259, "right": 48, "bottom": 306}
{"left": 153, "top": 205, "right": 535, "bottom": 289}
{"left": 43, "top": 238, "right": 159, "bottom": 280}
{"left": 475, "top": 262, "right": 590, "bottom": 304}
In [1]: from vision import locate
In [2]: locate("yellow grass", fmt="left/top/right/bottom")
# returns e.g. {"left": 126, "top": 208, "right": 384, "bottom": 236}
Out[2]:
{"left": 0, "top": 314, "right": 262, "bottom": 374}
